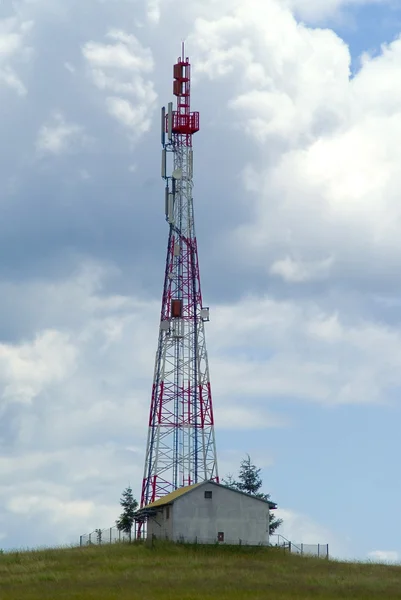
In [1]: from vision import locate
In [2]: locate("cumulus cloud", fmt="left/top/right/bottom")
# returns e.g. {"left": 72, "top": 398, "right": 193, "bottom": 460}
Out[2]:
{"left": 0, "top": 262, "right": 152, "bottom": 547}
{"left": 206, "top": 295, "right": 401, "bottom": 407}
{"left": 188, "top": 0, "right": 401, "bottom": 299}
{"left": 82, "top": 30, "right": 157, "bottom": 136}
{"left": 274, "top": 507, "right": 346, "bottom": 557}
{"left": 0, "top": 66, "right": 27, "bottom": 95}
{"left": 0, "top": 17, "right": 33, "bottom": 95}
{"left": 146, "top": 0, "right": 161, "bottom": 24}
{"left": 275, "top": 508, "right": 330, "bottom": 543}
{"left": 36, "top": 112, "right": 88, "bottom": 155}
{"left": 270, "top": 256, "right": 334, "bottom": 283}
{"left": 0, "top": 447, "right": 133, "bottom": 547}
{"left": 105, "top": 96, "right": 149, "bottom": 132}
{"left": 286, "top": 0, "right": 392, "bottom": 22}
{"left": 0, "top": 329, "right": 77, "bottom": 407}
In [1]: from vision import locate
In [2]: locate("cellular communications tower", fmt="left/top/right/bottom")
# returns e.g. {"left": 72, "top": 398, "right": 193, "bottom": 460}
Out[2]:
{"left": 140, "top": 47, "right": 219, "bottom": 509}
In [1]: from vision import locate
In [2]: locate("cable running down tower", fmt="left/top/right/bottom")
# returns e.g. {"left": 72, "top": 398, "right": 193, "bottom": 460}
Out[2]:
{"left": 141, "top": 46, "right": 219, "bottom": 508}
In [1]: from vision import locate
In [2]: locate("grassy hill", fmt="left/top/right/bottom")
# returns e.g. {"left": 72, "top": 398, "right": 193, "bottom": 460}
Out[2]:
{"left": 0, "top": 540, "right": 400, "bottom": 599}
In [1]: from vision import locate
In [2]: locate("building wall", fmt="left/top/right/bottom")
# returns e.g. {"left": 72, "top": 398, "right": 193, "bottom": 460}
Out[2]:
{"left": 147, "top": 504, "right": 173, "bottom": 540}
{"left": 171, "top": 484, "right": 270, "bottom": 546}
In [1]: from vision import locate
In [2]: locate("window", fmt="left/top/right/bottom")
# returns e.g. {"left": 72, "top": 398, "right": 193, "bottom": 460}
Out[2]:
{"left": 204, "top": 491, "right": 212, "bottom": 499}
{"left": 166, "top": 506, "right": 170, "bottom": 519}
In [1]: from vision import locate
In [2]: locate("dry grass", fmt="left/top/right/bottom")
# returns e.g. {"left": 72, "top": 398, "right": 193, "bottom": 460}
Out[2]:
{"left": 0, "top": 540, "right": 400, "bottom": 599}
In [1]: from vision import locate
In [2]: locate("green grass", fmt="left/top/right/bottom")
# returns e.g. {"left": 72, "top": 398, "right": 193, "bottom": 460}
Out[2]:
{"left": 0, "top": 540, "right": 400, "bottom": 599}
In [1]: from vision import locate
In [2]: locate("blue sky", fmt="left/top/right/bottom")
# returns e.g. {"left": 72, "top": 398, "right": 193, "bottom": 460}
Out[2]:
{"left": 1, "top": 0, "right": 401, "bottom": 563}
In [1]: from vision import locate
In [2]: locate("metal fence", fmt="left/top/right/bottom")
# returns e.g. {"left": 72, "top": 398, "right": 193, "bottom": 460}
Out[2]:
{"left": 80, "top": 524, "right": 141, "bottom": 546}
{"left": 80, "top": 529, "right": 328, "bottom": 557}
{"left": 271, "top": 534, "right": 329, "bottom": 559}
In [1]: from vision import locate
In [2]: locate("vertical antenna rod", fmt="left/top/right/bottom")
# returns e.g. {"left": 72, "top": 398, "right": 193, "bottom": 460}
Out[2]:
{"left": 140, "top": 48, "right": 219, "bottom": 509}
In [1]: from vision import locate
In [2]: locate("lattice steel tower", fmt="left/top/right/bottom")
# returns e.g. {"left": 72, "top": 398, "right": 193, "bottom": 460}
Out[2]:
{"left": 140, "top": 46, "right": 219, "bottom": 508}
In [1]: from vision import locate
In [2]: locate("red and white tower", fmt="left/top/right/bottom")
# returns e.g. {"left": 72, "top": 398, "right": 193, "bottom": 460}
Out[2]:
{"left": 140, "top": 46, "right": 219, "bottom": 508}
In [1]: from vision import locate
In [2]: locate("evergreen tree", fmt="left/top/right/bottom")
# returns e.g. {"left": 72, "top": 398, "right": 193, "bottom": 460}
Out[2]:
{"left": 236, "top": 454, "right": 263, "bottom": 495}
{"left": 116, "top": 486, "right": 138, "bottom": 542}
{"left": 223, "top": 455, "right": 283, "bottom": 535}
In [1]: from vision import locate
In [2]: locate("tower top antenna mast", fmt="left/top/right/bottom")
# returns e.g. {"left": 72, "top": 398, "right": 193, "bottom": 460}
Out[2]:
{"left": 167, "top": 45, "right": 199, "bottom": 147}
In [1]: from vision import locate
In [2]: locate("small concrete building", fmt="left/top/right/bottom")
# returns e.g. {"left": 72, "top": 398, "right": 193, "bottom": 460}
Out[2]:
{"left": 136, "top": 480, "right": 277, "bottom": 546}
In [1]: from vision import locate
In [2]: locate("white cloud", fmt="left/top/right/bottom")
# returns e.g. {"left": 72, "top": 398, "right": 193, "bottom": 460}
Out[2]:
{"left": 0, "top": 17, "right": 33, "bottom": 95}
{"left": 191, "top": 1, "right": 351, "bottom": 141}
{"left": 83, "top": 30, "right": 154, "bottom": 72}
{"left": 82, "top": 30, "right": 157, "bottom": 137}
{"left": 0, "top": 447, "right": 130, "bottom": 541}
{"left": 285, "top": 0, "right": 392, "bottom": 21}
{"left": 0, "top": 65, "right": 27, "bottom": 95}
{"left": 0, "top": 262, "right": 153, "bottom": 546}
{"left": 7, "top": 495, "right": 94, "bottom": 521}
{"left": 207, "top": 295, "right": 401, "bottom": 406}
{"left": 270, "top": 256, "right": 334, "bottom": 283}
{"left": 36, "top": 112, "right": 87, "bottom": 155}
{"left": 273, "top": 507, "right": 347, "bottom": 557}
{"left": 146, "top": 0, "right": 161, "bottom": 23}
{"left": 0, "top": 330, "right": 77, "bottom": 407}
{"left": 368, "top": 550, "right": 400, "bottom": 563}
{"left": 105, "top": 96, "right": 151, "bottom": 134}
{"left": 275, "top": 508, "right": 330, "bottom": 544}
{"left": 0, "top": 443, "right": 140, "bottom": 527}
{"left": 187, "top": 0, "right": 401, "bottom": 293}
{"left": 0, "top": 18, "right": 32, "bottom": 59}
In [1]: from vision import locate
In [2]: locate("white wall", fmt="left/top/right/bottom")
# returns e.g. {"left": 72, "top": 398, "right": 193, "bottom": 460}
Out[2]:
{"left": 171, "top": 484, "right": 270, "bottom": 545}
{"left": 147, "top": 504, "right": 173, "bottom": 539}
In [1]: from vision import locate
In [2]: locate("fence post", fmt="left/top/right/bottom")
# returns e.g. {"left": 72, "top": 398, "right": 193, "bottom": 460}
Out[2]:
{"left": 80, "top": 535, "right": 82, "bottom": 547}
{"left": 301, "top": 543, "right": 303, "bottom": 555}
{"left": 318, "top": 544, "right": 320, "bottom": 558}
{"left": 110, "top": 528, "right": 112, "bottom": 543}
{"left": 289, "top": 542, "right": 291, "bottom": 554}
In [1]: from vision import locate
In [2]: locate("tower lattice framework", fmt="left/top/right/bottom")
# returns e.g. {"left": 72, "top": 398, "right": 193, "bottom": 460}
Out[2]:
{"left": 141, "top": 47, "right": 219, "bottom": 508}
